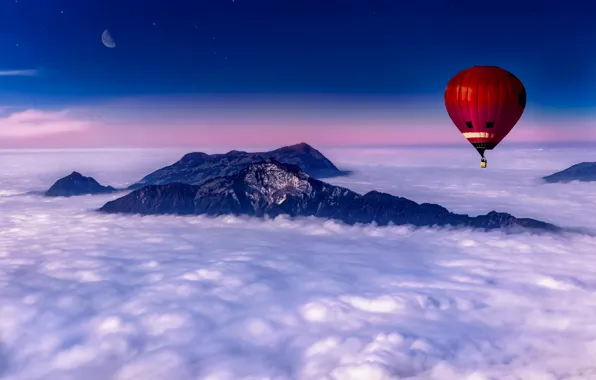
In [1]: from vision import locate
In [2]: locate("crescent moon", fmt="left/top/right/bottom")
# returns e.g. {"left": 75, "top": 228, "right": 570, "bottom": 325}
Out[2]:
{"left": 101, "top": 29, "right": 116, "bottom": 48}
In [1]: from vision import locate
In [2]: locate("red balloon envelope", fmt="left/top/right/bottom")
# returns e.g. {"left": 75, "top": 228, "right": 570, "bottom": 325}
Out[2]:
{"left": 444, "top": 66, "right": 526, "bottom": 168}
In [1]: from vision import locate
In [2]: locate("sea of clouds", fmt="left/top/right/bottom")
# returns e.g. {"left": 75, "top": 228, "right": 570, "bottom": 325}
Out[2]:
{"left": 1, "top": 146, "right": 596, "bottom": 380}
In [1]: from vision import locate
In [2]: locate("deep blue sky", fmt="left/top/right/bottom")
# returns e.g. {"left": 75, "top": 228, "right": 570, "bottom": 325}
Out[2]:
{"left": 0, "top": 0, "right": 593, "bottom": 110}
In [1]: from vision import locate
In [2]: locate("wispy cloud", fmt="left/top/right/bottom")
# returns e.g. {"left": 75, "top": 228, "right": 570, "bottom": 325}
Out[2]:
{"left": 0, "top": 109, "right": 91, "bottom": 137}
{"left": 0, "top": 69, "right": 38, "bottom": 77}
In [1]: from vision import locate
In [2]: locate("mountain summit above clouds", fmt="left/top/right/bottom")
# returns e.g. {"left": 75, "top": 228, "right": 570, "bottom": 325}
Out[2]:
{"left": 45, "top": 172, "right": 116, "bottom": 197}
{"left": 101, "top": 159, "right": 559, "bottom": 232}
{"left": 543, "top": 162, "right": 596, "bottom": 183}
{"left": 128, "top": 142, "right": 348, "bottom": 190}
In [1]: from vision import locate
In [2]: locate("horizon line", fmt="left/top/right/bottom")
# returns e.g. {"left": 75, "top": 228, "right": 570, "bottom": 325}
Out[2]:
{"left": 1, "top": 141, "right": 595, "bottom": 152}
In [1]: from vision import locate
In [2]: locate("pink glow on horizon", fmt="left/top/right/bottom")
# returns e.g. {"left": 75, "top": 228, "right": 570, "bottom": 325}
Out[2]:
{"left": 0, "top": 98, "right": 593, "bottom": 148}
{"left": 0, "top": 119, "right": 589, "bottom": 148}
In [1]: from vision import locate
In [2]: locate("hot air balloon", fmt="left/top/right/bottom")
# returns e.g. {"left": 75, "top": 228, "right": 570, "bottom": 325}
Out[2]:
{"left": 444, "top": 66, "right": 526, "bottom": 168}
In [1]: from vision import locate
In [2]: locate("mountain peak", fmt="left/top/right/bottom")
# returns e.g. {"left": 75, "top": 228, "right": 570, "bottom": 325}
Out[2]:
{"left": 128, "top": 143, "right": 344, "bottom": 189}
{"left": 179, "top": 152, "right": 209, "bottom": 163}
{"left": 274, "top": 142, "right": 314, "bottom": 153}
{"left": 225, "top": 149, "right": 246, "bottom": 156}
{"left": 543, "top": 162, "right": 596, "bottom": 183}
{"left": 46, "top": 172, "right": 116, "bottom": 197}
{"left": 291, "top": 142, "right": 312, "bottom": 150}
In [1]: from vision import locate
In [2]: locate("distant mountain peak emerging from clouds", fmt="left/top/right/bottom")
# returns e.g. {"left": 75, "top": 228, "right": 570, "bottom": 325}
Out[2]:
{"left": 543, "top": 162, "right": 596, "bottom": 183}
{"left": 45, "top": 171, "right": 116, "bottom": 197}
{"left": 101, "top": 159, "right": 559, "bottom": 232}
{"left": 128, "top": 142, "right": 349, "bottom": 190}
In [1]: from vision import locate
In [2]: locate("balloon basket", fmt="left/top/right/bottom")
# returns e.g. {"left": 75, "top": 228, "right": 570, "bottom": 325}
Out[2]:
{"left": 480, "top": 160, "right": 487, "bottom": 168}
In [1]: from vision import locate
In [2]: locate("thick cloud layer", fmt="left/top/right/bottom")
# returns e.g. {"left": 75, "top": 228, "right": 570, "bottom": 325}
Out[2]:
{"left": 1, "top": 147, "right": 596, "bottom": 380}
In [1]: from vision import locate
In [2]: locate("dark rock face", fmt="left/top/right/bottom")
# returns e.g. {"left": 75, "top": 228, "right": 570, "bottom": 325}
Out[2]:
{"left": 100, "top": 159, "right": 559, "bottom": 232}
{"left": 45, "top": 172, "right": 117, "bottom": 197}
{"left": 100, "top": 183, "right": 198, "bottom": 214}
{"left": 128, "top": 142, "right": 347, "bottom": 190}
{"left": 542, "top": 162, "right": 596, "bottom": 183}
